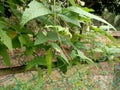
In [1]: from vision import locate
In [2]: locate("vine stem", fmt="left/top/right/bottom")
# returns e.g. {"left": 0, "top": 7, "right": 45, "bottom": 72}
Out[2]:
{"left": 53, "top": 0, "right": 72, "bottom": 62}
{"left": 53, "top": 0, "right": 56, "bottom": 25}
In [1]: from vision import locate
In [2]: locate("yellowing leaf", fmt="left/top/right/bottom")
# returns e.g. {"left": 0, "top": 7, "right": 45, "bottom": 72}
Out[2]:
{"left": 46, "top": 48, "right": 53, "bottom": 75}
{"left": 8, "top": 31, "right": 17, "bottom": 39}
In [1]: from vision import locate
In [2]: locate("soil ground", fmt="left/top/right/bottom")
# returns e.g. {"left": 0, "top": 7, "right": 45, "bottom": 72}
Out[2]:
{"left": 0, "top": 59, "right": 116, "bottom": 90}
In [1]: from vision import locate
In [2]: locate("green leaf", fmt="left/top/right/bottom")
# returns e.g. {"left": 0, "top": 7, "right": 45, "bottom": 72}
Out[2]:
{"left": 75, "top": 42, "right": 89, "bottom": 50}
{"left": 18, "top": 27, "right": 34, "bottom": 34}
{"left": 0, "top": 45, "right": 11, "bottom": 67}
{"left": 57, "top": 25, "right": 72, "bottom": 38}
{"left": 77, "top": 50, "right": 94, "bottom": 64}
{"left": 57, "top": 58, "right": 67, "bottom": 74}
{"left": 12, "top": 36, "right": 21, "bottom": 48}
{"left": 70, "top": 50, "right": 77, "bottom": 59}
{"left": 26, "top": 59, "right": 37, "bottom": 70}
{"left": 58, "top": 14, "right": 80, "bottom": 27}
{"left": 105, "top": 47, "right": 120, "bottom": 54}
{"left": 0, "top": 5, "right": 5, "bottom": 14}
{"left": 21, "top": 0, "right": 51, "bottom": 26}
{"left": 46, "top": 48, "right": 52, "bottom": 75}
{"left": 50, "top": 43, "right": 70, "bottom": 64}
{"left": 68, "top": 0, "right": 76, "bottom": 6}
{"left": 26, "top": 56, "right": 46, "bottom": 70}
{"left": 92, "top": 26, "right": 115, "bottom": 41}
{"left": 47, "top": 31, "right": 58, "bottom": 41}
{"left": 93, "top": 48, "right": 103, "bottom": 53}
{"left": 0, "top": 30, "right": 13, "bottom": 51}
{"left": 34, "top": 32, "right": 48, "bottom": 45}
{"left": 37, "top": 16, "right": 54, "bottom": 25}
{"left": 82, "top": 7, "right": 94, "bottom": 12}
{"left": 26, "top": 47, "right": 34, "bottom": 57}
{"left": 67, "top": 6, "right": 116, "bottom": 30}
{"left": 99, "top": 25, "right": 112, "bottom": 30}
{"left": 0, "top": 18, "right": 8, "bottom": 29}
{"left": 37, "top": 67, "right": 44, "bottom": 88}
{"left": 18, "top": 35, "right": 26, "bottom": 47}
{"left": 19, "top": 34, "right": 33, "bottom": 47}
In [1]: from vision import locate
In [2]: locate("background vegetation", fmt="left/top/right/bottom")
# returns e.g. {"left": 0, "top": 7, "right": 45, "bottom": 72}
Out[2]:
{"left": 0, "top": 0, "right": 120, "bottom": 89}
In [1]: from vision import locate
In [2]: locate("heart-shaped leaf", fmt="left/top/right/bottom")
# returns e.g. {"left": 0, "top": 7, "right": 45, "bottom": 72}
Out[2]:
{"left": 21, "top": 0, "right": 51, "bottom": 26}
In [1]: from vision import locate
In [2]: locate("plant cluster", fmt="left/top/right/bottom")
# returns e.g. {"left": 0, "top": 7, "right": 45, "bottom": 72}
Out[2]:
{"left": 83, "top": 0, "right": 120, "bottom": 15}
{"left": 0, "top": 0, "right": 120, "bottom": 75}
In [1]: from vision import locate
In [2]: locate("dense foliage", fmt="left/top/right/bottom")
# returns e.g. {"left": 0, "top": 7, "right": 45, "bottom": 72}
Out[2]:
{"left": 0, "top": 0, "right": 120, "bottom": 76}
{"left": 1, "top": 0, "right": 120, "bottom": 18}
{"left": 84, "top": 0, "right": 120, "bottom": 15}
